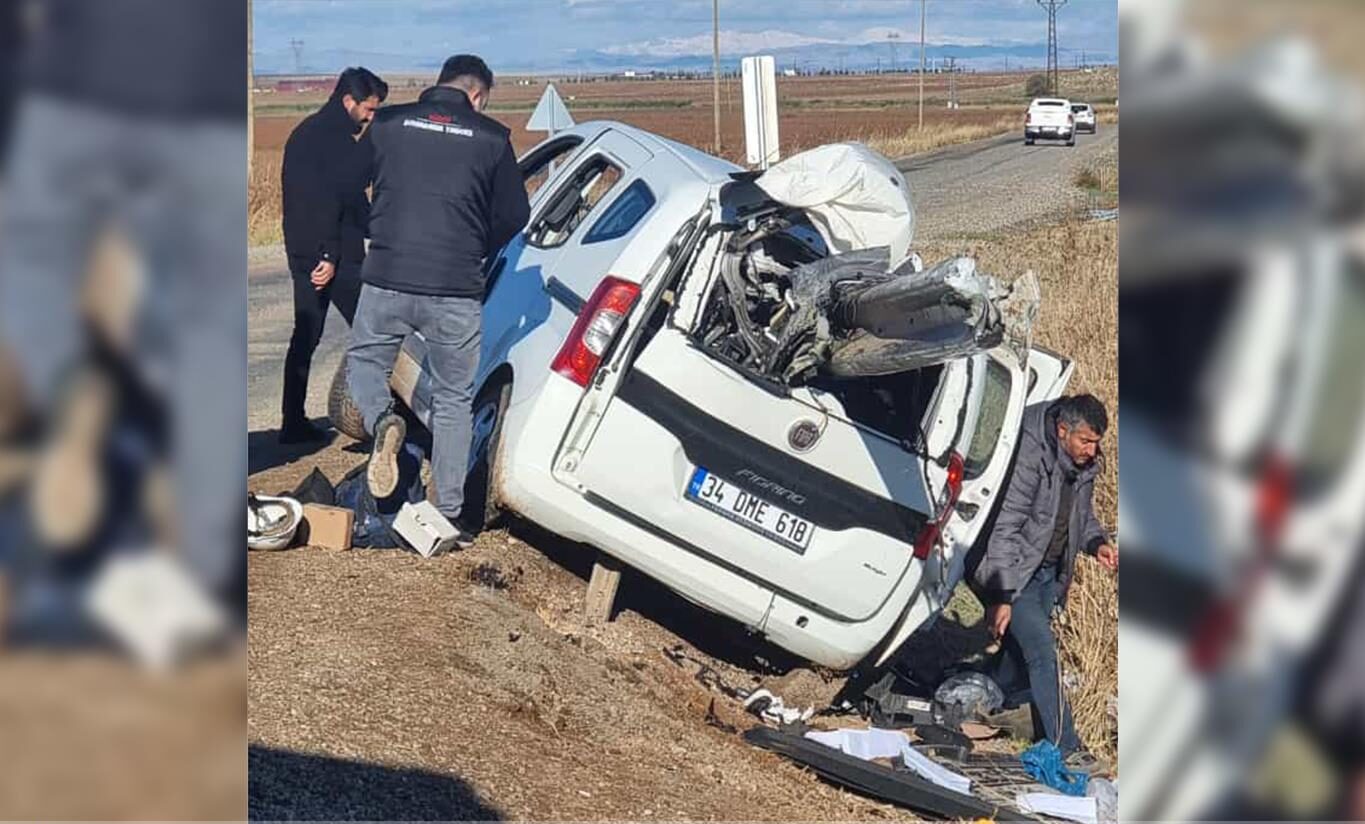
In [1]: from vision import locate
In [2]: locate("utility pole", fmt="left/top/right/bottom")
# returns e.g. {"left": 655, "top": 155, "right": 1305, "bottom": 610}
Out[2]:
{"left": 946, "top": 55, "right": 956, "bottom": 108}
{"left": 712, "top": 0, "right": 721, "bottom": 154}
{"left": 290, "top": 38, "right": 305, "bottom": 75}
{"left": 248, "top": 0, "right": 253, "bottom": 182}
{"left": 1037, "top": 0, "right": 1067, "bottom": 96}
{"left": 918, "top": 0, "right": 926, "bottom": 131}
{"left": 887, "top": 31, "right": 900, "bottom": 74}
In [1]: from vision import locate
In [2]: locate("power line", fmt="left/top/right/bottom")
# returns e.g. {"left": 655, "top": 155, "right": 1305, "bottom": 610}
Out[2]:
{"left": 289, "top": 38, "right": 305, "bottom": 75}
{"left": 1037, "top": 0, "right": 1067, "bottom": 96}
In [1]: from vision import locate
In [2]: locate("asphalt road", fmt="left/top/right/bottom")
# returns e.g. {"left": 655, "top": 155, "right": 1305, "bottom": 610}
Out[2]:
{"left": 247, "top": 125, "right": 1116, "bottom": 433}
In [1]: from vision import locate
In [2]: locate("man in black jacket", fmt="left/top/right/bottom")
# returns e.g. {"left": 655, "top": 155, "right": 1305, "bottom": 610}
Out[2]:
{"left": 346, "top": 55, "right": 529, "bottom": 543}
{"left": 279, "top": 67, "right": 388, "bottom": 443}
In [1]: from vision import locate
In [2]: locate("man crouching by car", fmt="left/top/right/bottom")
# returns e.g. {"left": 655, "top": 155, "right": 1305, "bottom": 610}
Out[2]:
{"left": 345, "top": 55, "right": 529, "bottom": 547}
{"left": 967, "top": 394, "right": 1118, "bottom": 773}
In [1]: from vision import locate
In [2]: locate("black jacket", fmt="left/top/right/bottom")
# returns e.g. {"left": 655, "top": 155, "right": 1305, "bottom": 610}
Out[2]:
{"left": 362, "top": 86, "right": 530, "bottom": 298}
{"left": 281, "top": 97, "right": 375, "bottom": 265}
{"left": 20, "top": 0, "right": 245, "bottom": 122}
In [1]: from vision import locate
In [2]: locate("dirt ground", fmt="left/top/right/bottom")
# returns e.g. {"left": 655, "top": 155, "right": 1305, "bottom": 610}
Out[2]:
{"left": 249, "top": 443, "right": 933, "bottom": 821}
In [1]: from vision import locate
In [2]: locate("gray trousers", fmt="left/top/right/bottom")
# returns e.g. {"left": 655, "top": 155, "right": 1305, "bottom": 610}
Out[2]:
{"left": 0, "top": 95, "right": 245, "bottom": 595}
{"left": 347, "top": 283, "right": 481, "bottom": 521}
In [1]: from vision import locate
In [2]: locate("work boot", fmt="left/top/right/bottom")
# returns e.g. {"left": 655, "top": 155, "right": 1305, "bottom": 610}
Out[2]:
{"left": 278, "top": 419, "right": 330, "bottom": 445}
{"left": 30, "top": 370, "right": 113, "bottom": 551}
{"left": 366, "top": 412, "right": 406, "bottom": 499}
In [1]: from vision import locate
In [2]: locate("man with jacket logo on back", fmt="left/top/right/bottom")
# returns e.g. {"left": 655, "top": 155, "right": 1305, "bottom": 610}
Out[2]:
{"left": 345, "top": 55, "right": 530, "bottom": 547}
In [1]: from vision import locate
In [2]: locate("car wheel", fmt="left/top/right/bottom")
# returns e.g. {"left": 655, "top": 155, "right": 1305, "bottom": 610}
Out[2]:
{"left": 462, "top": 379, "right": 512, "bottom": 532}
{"left": 327, "top": 356, "right": 369, "bottom": 441}
{"left": 1025, "top": 138, "right": 1035, "bottom": 146}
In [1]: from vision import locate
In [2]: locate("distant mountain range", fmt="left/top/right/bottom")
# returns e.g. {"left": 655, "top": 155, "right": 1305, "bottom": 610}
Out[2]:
{"left": 254, "top": 39, "right": 1113, "bottom": 77}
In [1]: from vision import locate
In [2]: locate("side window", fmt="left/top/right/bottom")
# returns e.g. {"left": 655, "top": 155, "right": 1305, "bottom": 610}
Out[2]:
{"left": 584, "top": 179, "right": 656, "bottom": 244}
{"left": 526, "top": 156, "right": 623, "bottom": 249}
{"left": 520, "top": 136, "right": 585, "bottom": 199}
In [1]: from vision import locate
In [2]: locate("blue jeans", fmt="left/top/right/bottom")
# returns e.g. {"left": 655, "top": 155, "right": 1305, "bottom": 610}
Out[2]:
{"left": 992, "top": 562, "right": 1082, "bottom": 753}
{"left": 0, "top": 95, "right": 245, "bottom": 597}
{"left": 346, "top": 284, "right": 481, "bottom": 521}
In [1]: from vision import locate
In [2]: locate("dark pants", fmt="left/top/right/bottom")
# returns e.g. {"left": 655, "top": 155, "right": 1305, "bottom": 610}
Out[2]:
{"left": 281, "top": 255, "right": 361, "bottom": 427}
{"left": 992, "top": 562, "right": 1082, "bottom": 753}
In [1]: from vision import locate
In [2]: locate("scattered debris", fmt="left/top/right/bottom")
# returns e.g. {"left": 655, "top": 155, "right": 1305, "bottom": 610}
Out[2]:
{"left": 394, "top": 500, "right": 459, "bottom": 557}
{"left": 1020, "top": 740, "right": 1089, "bottom": 796}
{"left": 932, "top": 671, "right": 1005, "bottom": 729}
{"left": 704, "top": 698, "right": 739, "bottom": 735}
{"left": 1016, "top": 791, "right": 1098, "bottom": 824}
{"left": 468, "top": 563, "right": 522, "bottom": 591}
{"left": 247, "top": 493, "right": 302, "bottom": 551}
{"left": 742, "top": 726, "right": 1022, "bottom": 821}
{"left": 743, "top": 688, "right": 815, "bottom": 725}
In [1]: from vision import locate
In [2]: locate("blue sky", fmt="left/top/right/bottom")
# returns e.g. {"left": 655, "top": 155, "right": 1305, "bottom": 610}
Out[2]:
{"left": 254, "top": 0, "right": 1119, "bottom": 74}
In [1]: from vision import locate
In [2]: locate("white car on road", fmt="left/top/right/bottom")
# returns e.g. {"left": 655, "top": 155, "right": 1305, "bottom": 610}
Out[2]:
{"left": 1071, "top": 102, "right": 1097, "bottom": 133}
{"left": 1025, "top": 97, "right": 1077, "bottom": 146}
{"left": 332, "top": 122, "right": 1073, "bottom": 671}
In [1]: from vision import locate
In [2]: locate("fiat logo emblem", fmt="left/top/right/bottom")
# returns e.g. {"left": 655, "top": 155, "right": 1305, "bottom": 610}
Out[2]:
{"left": 788, "top": 419, "right": 821, "bottom": 452}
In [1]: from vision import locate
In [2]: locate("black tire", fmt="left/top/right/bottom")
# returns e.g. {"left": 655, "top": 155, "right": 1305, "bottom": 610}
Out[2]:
{"left": 461, "top": 379, "right": 512, "bottom": 532}
{"left": 327, "top": 356, "right": 368, "bottom": 441}
{"left": 1024, "top": 138, "right": 1035, "bottom": 146}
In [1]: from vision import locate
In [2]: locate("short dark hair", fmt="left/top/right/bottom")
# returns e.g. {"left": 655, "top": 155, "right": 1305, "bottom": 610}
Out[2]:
{"left": 1056, "top": 394, "right": 1108, "bottom": 436}
{"left": 332, "top": 67, "right": 389, "bottom": 104}
{"left": 437, "top": 54, "right": 494, "bottom": 92}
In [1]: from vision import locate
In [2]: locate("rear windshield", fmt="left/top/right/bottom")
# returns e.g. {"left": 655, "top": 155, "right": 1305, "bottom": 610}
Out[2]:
{"left": 1072, "top": 104, "right": 1090, "bottom": 113}
{"left": 1037, "top": 100, "right": 1066, "bottom": 107}
{"left": 809, "top": 367, "right": 944, "bottom": 450}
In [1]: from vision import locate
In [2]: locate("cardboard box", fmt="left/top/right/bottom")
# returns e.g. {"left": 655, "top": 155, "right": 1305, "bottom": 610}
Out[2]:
{"left": 393, "top": 501, "right": 458, "bottom": 558}
{"left": 300, "top": 504, "right": 354, "bottom": 551}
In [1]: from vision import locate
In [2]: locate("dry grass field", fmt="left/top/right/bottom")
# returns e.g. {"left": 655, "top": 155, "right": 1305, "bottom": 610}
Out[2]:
{"left": 249, "top": 68, "right": 1117, "bottom": 246}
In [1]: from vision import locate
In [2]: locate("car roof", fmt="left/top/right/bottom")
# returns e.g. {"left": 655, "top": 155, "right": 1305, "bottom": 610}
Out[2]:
{"left": 1031, "top": 97, "right": 1071, "bottom": 105}
{"left": 543, "top": 120, "right": 743, "bottom": 186}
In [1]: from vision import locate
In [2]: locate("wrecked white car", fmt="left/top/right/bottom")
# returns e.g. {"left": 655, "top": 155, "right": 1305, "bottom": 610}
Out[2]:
{"left": 330, "top": 123, "right": 1072, "bottom": 670}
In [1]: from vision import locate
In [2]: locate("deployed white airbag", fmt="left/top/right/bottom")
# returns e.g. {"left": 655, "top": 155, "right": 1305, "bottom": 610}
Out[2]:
{"left": 755, "top": 142, "right": 915, "bottom": 268}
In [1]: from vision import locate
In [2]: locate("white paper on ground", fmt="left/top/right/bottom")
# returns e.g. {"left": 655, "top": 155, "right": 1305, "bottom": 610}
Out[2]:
{"left": 804, "top": 727, "right": 909, "bottom": 760}
{"left": 1016, "top": 792, "right": 1099, "bottom": 824}
{"left": 899, "top": 744, "right": 972, "bottom": 795}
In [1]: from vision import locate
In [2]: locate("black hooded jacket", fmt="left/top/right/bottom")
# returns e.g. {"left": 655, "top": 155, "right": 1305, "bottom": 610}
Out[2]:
{"left": 281, "top": 96, "right": 375, "bottom": 265}
{"left": 361, "top": 86, "right": 530, "bottom": 298}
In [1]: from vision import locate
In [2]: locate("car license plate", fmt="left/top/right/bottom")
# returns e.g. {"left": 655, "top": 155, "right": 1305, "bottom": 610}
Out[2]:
{"left": 685, "top": 467, "right": 814, "bottom": 553}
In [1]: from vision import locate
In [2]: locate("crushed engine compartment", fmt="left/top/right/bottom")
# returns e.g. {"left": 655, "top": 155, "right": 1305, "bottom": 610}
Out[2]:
{"left": 693, "top": 211, "right": 1036, "bottom": 387}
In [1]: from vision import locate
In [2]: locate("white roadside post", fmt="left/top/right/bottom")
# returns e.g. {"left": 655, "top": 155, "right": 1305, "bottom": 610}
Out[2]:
{"left": 742, "top": 55, "right": 780, "bottom": 170}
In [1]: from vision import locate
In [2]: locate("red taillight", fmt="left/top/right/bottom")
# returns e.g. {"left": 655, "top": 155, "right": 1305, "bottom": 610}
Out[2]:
{"left": 1187, "top": 453, "right": 1294, "bottom": 673}
{"left": 550, "top": 276, "right": 641, "bottom": 387}
{"left": 1254, "top": 452, "right": 1293, "bottom": 546}
{"left": 913, "top": 452, "right": 965, "bottom": 560}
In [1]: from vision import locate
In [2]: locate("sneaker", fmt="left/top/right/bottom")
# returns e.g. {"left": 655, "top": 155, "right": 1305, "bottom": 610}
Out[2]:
{"left": 366, "top": 413, "right": 406, "bottom": 499}
{"left": 278, "top": 419, "right": 331, "bottom": 445}
{"left": 451, "top": 525, "right": 477, "bottom": 550}
{"left": 1064, "top": 749, "right": 1112, "bottom": 776}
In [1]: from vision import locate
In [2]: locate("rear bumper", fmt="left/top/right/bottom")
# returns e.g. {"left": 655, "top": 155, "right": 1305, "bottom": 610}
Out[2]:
{"left": 1025, "top": 127, "right": 1074, "bottom": 139}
